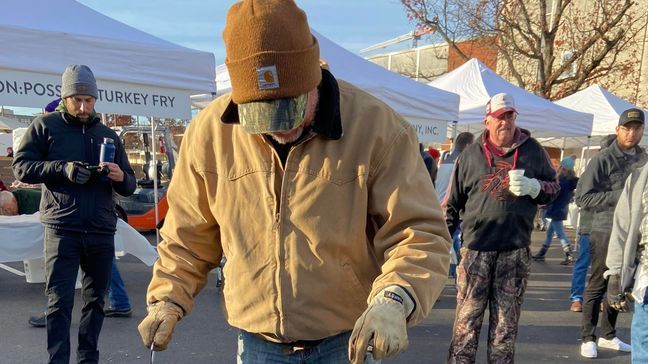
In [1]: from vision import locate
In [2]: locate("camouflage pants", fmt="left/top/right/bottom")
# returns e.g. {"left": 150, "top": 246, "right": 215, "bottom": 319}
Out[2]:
{"left": 447, "top": 247, "right": 531, "bottom": 364}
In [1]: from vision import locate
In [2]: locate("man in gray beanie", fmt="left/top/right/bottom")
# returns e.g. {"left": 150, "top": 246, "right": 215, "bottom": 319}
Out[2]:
{"left": 12, "top": 64, "right": 135, "bottom": 364}
{"left": 61, "top": 64, "right": 98, "bottom": 99}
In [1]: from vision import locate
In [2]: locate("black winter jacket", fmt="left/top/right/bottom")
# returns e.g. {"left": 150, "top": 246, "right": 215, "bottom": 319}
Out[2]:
{"left": 575, "top": 140, "right": 646, "bottom": 233}
{"left": 12, "top": 112, "right": 135, "bottom": 234}
{"left": 544, "top": 174, "right": 578, "bottom": 221}
{"left": 445, "top": 129, "right": 559, "bottom": 251}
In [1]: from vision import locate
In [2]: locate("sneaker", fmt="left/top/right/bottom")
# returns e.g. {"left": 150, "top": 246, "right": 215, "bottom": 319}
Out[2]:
{"left": 581, "top": 341, "right": 597, "bottom": 358}
{"left": 560, "top": 255, "right": 574, "bottom": 265}
{"left": 28, "top": 314, "right": 46, "bottom": 327}
{"left": 598, "top": 337, "right": 631, "bottom": 352}
{"left": 570, "top": 301, "right": 583, "bottom": 312}
{"left": 532, "top": 254, "right": 546, "bottom": 261}
{"left": 104, "top": 307, "right": 132, "bottom": 318}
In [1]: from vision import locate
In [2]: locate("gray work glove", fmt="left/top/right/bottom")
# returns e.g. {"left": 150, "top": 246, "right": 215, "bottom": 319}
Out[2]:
{"left": 509, "top": 175, "right": 541, "bottom": 198}
{"left": 607, "top": 275, "right": 628, "bottom": 312}
{"left": 65, "top": 161, "right": 92, "bottom": 184}
{"left": 349, "top": 286, "right": 414, "bottom": 363}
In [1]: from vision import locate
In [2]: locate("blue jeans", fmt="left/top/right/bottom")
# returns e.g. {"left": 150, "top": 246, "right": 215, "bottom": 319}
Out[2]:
{"left": 633, "top": 301, "right": 648, "bottom": 363}
{"left": 569, "top": 234, "right": 590, "bottom": 302}
{"left": 44, "top": 228, "right": 114, "bottom": 364}
{"left": 542, "top": 220, "right": 569, "bottom": 249}
{"left": 237, "top": 330, "right": 380, "bottom": 364}
{"left": 108, "top": 257, "right": 130, "bottom": 310}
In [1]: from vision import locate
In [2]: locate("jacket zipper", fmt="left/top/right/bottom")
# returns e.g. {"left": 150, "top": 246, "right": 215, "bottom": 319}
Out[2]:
{"left": 273, "top": 213, "right": 281, "bottom": 231}
{"left": 82, "top": 124, "right": 88, "bottom": 227}
{"left": 269, "top": 131, "right": 316, "bottom": 338}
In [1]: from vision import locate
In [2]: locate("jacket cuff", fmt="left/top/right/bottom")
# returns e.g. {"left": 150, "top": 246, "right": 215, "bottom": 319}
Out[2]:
{"left": 375, "top": 285, "right": 415, "bottom": 319}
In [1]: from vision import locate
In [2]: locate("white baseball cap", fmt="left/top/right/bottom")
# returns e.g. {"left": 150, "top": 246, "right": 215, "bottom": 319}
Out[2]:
{"left": 486, "top": 93, "right": 517, "bottom": 118}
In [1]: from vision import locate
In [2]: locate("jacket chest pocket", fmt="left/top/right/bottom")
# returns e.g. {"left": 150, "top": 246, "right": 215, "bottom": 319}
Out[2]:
{"left": 298, "top": 168, "right": 363, "bottom": 186}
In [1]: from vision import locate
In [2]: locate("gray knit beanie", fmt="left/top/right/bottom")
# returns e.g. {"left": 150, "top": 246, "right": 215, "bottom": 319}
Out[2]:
{"left": 61, "top": 64, "right": 98, "bottom": 99}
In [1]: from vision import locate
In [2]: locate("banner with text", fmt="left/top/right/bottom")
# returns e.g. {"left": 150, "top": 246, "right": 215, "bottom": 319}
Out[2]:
{"left": 0, "top": 68, "right": 193, "bottom": 119}
{"left": 410, "top": 119, "right": 448, "bottom": 143}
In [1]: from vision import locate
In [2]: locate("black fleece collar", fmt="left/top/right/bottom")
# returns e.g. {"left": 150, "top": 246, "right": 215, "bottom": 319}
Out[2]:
{"left": 61, "top": 112, "right": 101, "bottom": 128}
{"left": 221, "top": 68, "right": 343, "bottom": 140}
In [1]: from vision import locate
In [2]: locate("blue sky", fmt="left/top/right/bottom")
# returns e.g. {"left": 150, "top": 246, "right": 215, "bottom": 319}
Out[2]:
{"left": 76, "top": 0, "right": 420, "bottom": 64}
{"left": 8, "top": 1, "right": 420, "bottom": 116}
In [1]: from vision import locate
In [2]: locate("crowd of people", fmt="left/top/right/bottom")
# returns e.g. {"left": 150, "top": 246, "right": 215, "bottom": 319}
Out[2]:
{"left": 3, "top": 1, "right": 648, "bottom": 363}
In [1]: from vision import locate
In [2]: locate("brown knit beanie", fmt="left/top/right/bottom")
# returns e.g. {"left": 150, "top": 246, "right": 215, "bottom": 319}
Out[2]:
{"left": 223, "top": 0, "right": 321, "bottom": 104}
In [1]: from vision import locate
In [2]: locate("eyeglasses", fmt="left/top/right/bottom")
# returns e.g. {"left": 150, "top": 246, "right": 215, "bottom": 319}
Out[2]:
{"left": 488, "top": 112, "right": 516, "bottom": 122}
{"left": 619, "top": 124, "right": 644, "bottom": 134}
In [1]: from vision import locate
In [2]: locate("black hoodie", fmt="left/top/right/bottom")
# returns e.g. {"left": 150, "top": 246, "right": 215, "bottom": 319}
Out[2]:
{"left": 445, "top": 128, "right": 559, "bottom": 251}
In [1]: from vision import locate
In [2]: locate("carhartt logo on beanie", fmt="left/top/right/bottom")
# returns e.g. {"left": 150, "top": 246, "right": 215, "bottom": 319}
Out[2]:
{"left": 223, "top": 0, "right": 321, "bottom": 104}
{"left": 61, "top": 64, "right": 98, "bottom": 99}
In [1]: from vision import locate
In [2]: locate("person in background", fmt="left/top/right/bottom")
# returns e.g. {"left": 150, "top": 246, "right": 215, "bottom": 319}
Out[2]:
{"left": 445, "top": 93, "right": 559, "bottom": 363}
{"left": 428, "top": 147, "right": 441, "bottom": 181}
{"left": 436, "top": 132, "right": 475, "bottom": 279}
{"left": 44, "top": 98, "right": 61, "bottom": 114}
{"left": 420, "top": 143, "right": 438, "bottom": 185}
{"left": 136, "top": 1, "right": 451, "bottom": 363}
{"left": 568, "top": 209, "right": 593, "bottom": 312}
{"left": 24, "top": 98, "right": 133, "bottom": 329}
{"left": 575, "top": 108, "right": 646, "bottom": 358}
{"left": 104, "top": 257, "right": 132, "bottom": 317}
{"left": 12, "top": 64, "right": 135, "bottom": 363}
{"left": 6, "top": 146, "right": 14, "bottom": 158}
{"left": 436, "top": 132, "right": 475, "bottom": 203}
{"left": 0, "top": 188, "right": 41, "bottom": 216}
{"left": 532, "top": 157, "right": 579, "bottom": 265}
{"left": 606, "top": 157, "right": 648, "bottom": 363}
{"left": 568, "top": 134, "right": 617, "bottom": 313}
{"left": 428, "top": 147, "right": 441, "bottom": 163}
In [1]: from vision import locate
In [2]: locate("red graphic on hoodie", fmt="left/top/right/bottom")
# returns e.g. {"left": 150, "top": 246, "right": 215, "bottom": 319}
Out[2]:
{"left": 480, "top": 160, "right": 514, "bottom": 201}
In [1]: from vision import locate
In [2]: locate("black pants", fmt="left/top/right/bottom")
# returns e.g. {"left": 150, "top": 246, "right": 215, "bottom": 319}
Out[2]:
{"left": 44, "top": 228, "right": 114, "bottom": 364}
{"left": 581, "top": 230, "right": 618, "bottom": 342}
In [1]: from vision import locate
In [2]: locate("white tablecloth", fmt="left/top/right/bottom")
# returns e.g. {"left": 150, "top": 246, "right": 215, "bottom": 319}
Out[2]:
{"left": 0, "top": 213, "right": 158, "bottom": 265}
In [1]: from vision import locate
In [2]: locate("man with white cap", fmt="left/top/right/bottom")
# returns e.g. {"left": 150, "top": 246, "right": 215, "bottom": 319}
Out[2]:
{"left": 445, "top": 93, "right": 559, "bottom": 363}
{"left": 12, "top": 64, "right": 135, "bottom": 364}
{"left": 137, "top": 1, "right": 451, "bottom": 363}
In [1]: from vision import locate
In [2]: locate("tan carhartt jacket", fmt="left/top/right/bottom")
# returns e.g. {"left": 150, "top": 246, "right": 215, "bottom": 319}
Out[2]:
{"left": 146, "top": 79, "right": 451, "bottom": 342}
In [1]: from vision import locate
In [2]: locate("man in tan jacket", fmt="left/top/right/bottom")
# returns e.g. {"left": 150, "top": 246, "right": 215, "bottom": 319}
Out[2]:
{"left": 137, "top": 1, "right": 451, "bottom": 363}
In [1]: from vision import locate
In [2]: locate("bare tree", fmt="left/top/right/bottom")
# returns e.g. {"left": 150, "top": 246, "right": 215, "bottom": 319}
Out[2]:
{"left": 401, "top": 0, "right": 648, "bottom": 100}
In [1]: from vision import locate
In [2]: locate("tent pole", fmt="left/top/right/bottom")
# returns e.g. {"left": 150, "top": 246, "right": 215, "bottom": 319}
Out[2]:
{"left": 450, "top": 121, "right": 458, "bottom": 151}
{"left": 415, "top": 48, "right": 421, "bottom": 82}
{"left": 575, "top": 135, "right": 592, "bottom": 245}
{"left": 559, "top": 137, "right": 566, "bottom": 161}
{"left": 150, "top": 116, "right": 160, "bottom": 246}
{"left": 584, "top": 135, "right": 592, "bottom": 174}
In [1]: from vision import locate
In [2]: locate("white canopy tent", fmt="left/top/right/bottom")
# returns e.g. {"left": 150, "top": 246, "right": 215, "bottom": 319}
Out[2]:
{"left": 544, "top": 84, "right": 648, "bottom": 182}
{"left": 541, "top": 84, "right": 648, "bottom": 148}
{"left": 0, "top": 0, "right": 215, "bottom": 119}
{"left": 0, "top": 116, "right": 29, "bottom": 132}
{"left": 428, "top": 59, "right": 593, "bottom": 139}
{"left": 193, "top": 30, "right": 460, "bottom": 143}
{"left": 0, "top": 0, "right": 216, "bottom": 240}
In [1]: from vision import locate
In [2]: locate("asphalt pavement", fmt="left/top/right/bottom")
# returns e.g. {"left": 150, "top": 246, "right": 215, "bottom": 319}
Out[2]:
{"left": 0, "top": 229, "right": 631, "bottom": 363}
